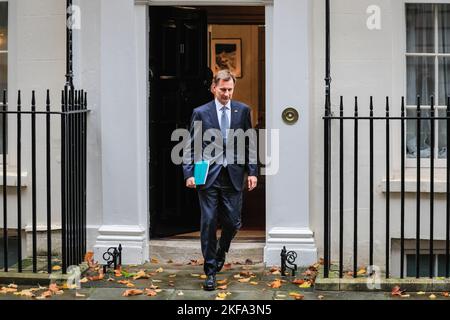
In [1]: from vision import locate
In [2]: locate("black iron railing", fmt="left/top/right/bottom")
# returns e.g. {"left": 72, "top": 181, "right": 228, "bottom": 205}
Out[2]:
{"left": 323, "top": 95, "right": 450, "bottom": 279}
{"left": 1, "top": 86, "right": 88, "bottom": 274}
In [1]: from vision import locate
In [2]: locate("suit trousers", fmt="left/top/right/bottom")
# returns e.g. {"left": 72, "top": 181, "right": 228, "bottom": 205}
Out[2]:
{"left": 198, "top": 167, "right": 243, "bottom": 276}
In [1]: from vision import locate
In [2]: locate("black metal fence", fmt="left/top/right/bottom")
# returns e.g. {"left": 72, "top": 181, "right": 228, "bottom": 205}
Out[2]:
{"left": 323, "top": 95, "right": 450, "bottom": 279}
{"left": 1, "top": 86, "right": 88, "bottom": 274}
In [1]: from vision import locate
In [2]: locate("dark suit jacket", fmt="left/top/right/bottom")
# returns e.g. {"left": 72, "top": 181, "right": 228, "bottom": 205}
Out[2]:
{"left": 182, "top": 100, "right": 258, "bottom": 191}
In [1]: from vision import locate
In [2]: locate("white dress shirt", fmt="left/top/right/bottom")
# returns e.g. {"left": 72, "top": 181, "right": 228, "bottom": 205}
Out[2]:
{"left": 215, "top": 98, "right": 231, "bottom": 131}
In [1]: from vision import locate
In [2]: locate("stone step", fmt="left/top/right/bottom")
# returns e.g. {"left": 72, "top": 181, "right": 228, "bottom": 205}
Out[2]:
{"left": 149, "top": 240, "right": 265, "bottom": 264}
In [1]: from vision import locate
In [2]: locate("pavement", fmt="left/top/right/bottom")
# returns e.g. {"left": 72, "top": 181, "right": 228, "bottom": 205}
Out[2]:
{"left": 1, "top": 259, "right": 450, "bottom": 301}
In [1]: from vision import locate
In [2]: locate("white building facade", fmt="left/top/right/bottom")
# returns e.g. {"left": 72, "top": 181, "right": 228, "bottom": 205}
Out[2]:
{"left": 1, "top": 0, "right": 449, "bottom": 277}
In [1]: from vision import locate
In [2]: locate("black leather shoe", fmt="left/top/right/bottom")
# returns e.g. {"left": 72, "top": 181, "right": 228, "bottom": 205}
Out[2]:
{"left": 216, "top": 248, "right": 226, "bottom": 272}
{"left": 203, "top": 274, "right": 216, "bottom": 291}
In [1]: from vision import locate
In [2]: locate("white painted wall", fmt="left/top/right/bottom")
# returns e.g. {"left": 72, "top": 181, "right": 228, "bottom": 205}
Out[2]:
{"left": 311, "top": 0, "right": 450, "bottom": 275}
{"left": 0, "top": 0, "right": 67, "bottom": 256}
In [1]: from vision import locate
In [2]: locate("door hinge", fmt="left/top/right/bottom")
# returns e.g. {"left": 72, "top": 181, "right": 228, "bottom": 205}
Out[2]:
{"left": 180, "top": 43, "right": 185, "bottom": 54}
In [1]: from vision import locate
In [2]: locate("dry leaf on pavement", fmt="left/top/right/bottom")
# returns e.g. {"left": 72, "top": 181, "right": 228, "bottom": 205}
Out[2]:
{"left": 238, "top": 278, "right": 251, "bottom": 283}
{"left": 122, "top": 289, "right": 143, "bottom": 297}
{"left": 299, "top": 281, "right": 311, "bottom": 289}
{"left": 391, "top": 285, "right": 406, "bottom": 297}
{"left": 217, "top": 285, "right": 228, "bottom": 290}
{"left": 289, "top": 292, "right": 305, "bottom": 300}
{"left": 133, "top": 270, "right": 149, "bottom": 280}
{"left": 292, "top": 279, "right": 305, "bottom": 285}
{"left": 145, "top": 289, "right": 158, "bottom": 297}
{"left": 268, "top": 279, "right": 282, "bottom": 289}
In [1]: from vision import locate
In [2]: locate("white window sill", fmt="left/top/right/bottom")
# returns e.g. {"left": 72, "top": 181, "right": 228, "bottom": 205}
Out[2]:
{"left": 0, "top": 170, "right": 28, "bottom": 187}
{"left": 380, "top": 178, "right": 448, "bottom": 193}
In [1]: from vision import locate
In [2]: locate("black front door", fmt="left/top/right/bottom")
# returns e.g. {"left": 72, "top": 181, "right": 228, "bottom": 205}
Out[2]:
{"left": 149, "top": 6, "right": 212, "bottom": 238}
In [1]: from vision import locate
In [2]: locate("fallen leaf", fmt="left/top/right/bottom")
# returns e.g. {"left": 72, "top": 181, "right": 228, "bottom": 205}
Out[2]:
{"left": 41, "top": 291, "right": 53, "bottom": 298}
{"left": 417, "top": 291, "right": 426, "bottom": 295}
{"left": 233, "top": 274, "right": 242, "bottom": 279}
{"left": 318, "top": 295, "right": 325, "bottom": 300}
{"left": 268, "top": 279, "right": 282, "bottom": 289}
{"left": 429, "top": 294, "right": 437, "bottom": 299}
{"left": 155, "top": 267, "right": 164, "bottom": 273}
{"left": 250, "top": 281, "right": 259, "bottom": 285}
{"left": 107, "top": 277, "right": 115, "bottom": 282}
{"left": 8, "top": 284, "right": 18, "bottom": 289}
{"left": 190, "top": 273, "right": 201, "bottom": 277}
{"left": 442, "top": 292, "right": 449, "bottom": 297}
{"left": 217, "top": 279, "right": 228, "bottom": 285}
{"left": 223, "top": 263, "right": 232, "bottom": 270}
{"left": 148, "top": 284, "right": 160, "bottom": 290}
{"left": 14, "top": 290, "right": 35, "bottom": 297}
{"left": 292, "top": 279, "right": 305, "bottom": 285}
{"left": 122, "top": 289, "right": 143, "bottom": 297}
{"left": 169, "top": 274, "right": 177, "bottom": 278}
{"left": 151, "top": 257, "right": 159, "bottom": 264}
{"left": 271, "top": 270, "right": 281, "bottom": 276}
{"left": 276, "top": 294, "right": 286, "bottom": 298}
{"left": 391, "top": 286, "right": 406, "bottom": 297}
{"left": 49, "top": 283, "right": 60, "bottom": 293}
{"left": 357, "top": 268, "right": 366, "bottom": 276}
{"left": 152, "top": 280, "right": 162, "bottom": 283}
{"left": 240, "top": 271, "right": 255, "bottom": 278}
{"left": 133, "top": 270, "right": 149, "bottom": 280}
{"left": 238, "top": 278, "right": 251, "bottom": 283}
{"left": 168, "top": 282, "right": 175, "bottom": 287}
{"left": 245, "top": 259, "right": 253, "bottom": 265}
{"left": 126, "top": 282, "right": 136, "bottom": 288}
{"left": 217, "top": 285, "right": 228, "bottom": 290}
{"left": 299, "top": 281, "right": 311, "bottom": 289}
{"left": 114, "top": 267, "right": 123, "bottom": 277}
{"left": 289, "top": 292, "right": 305, "bottom": 300}
{"left": 84, "top": 251, "right": 94, "bottom": 262}
{"left": 177, "top": 291, "right": 184, "bottom": 296}
{"left": 200, "top": 275, "right": 207, "bottom": 279}
{"left": 400, "top": 294, "right": 410, "bottom": 298}
{"left": 155, "top": 289, "right": 162, "bottom": 293}
{"left": 167, "top": 259, "right": 174, "bottom": 264}
{"left": 52, "top": 265, "right": 61, "bottom": 271}
{"left": 145, "top": 289, "right": 157, "bottom": 297}
{"left": 216, "top": 292, "right": 227, "bottom": 300}
{"left": 75, "top": 292, "right": 86, "bottom": 297}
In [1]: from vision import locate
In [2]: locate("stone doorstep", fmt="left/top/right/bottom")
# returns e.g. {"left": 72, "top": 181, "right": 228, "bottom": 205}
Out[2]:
{"left": 149, "top": 240, "right": 265, "bottom": 264}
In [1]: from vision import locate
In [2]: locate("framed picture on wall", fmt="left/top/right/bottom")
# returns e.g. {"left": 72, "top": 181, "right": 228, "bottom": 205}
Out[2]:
{"left": 211, "top": 38, "right": 242, "bottom": 78}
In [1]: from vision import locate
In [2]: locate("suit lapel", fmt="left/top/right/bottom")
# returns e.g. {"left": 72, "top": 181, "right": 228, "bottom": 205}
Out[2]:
{"left": 207, "top": 100, "right": 220, "bottom": 130}
{"left": 230, "top": 101, "right": 239, "bottom": 130}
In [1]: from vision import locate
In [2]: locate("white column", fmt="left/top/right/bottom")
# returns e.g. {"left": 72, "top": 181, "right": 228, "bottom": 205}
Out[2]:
{"left": 80, "top": 0, "right": 149, "bottom": 265}
{"left": 264, "top": 0, "right": 317, "bottom": 266}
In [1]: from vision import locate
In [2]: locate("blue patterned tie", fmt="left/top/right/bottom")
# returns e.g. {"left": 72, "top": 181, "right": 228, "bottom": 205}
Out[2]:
{"left": 220, "top": 106, "right": 229, "bottom": 167}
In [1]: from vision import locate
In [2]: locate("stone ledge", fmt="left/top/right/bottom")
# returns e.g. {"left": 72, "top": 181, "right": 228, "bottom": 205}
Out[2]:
{"left": 315, "top": 266, "right": 450, "bottom": 292}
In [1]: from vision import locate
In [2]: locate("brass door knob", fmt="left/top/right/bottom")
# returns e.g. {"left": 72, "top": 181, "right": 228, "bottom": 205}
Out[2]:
{"left": 282, "top": 107, "right": 299, "bottom": 124}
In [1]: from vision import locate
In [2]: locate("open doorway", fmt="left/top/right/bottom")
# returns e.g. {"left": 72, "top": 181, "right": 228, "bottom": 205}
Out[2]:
{"left": 148, "top": 6, "right": 266, "bottom": 240}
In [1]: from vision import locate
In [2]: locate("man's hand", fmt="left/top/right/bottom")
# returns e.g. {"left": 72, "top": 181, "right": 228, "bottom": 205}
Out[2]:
{"left": 248, "top": 176, "right": 257, "bottom": 191}
{"left": 186, "top": 177, "right": 196, "bottom": 189}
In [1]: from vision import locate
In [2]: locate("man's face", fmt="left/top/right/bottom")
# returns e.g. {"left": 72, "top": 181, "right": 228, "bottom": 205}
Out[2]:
{"left": 212, "top": 79, "right": 235, "bottom": 105}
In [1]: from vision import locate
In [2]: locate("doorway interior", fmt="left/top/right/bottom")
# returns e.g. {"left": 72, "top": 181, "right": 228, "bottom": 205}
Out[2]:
{"left": 148, "top": 5, "right": 266, "bottom": 240}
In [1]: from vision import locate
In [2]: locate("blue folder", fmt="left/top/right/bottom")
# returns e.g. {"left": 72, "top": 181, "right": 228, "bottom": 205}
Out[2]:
{"left": 194, "top": 160, "right": 210, "bottom": 185}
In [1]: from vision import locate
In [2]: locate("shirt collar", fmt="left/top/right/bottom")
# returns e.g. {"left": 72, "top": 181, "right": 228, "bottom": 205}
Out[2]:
{"left": 215, "top": 98, "right": 231, "bottom": 112}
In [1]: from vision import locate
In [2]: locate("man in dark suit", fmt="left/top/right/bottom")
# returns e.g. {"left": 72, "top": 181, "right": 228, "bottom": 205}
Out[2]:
{"left": 183, "top": 70, "right": 258, "bottom": 291}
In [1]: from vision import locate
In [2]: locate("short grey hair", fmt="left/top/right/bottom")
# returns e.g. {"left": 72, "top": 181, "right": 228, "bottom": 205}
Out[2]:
{"left": 213, "top": 69, "right": 236, "bottom": 85}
